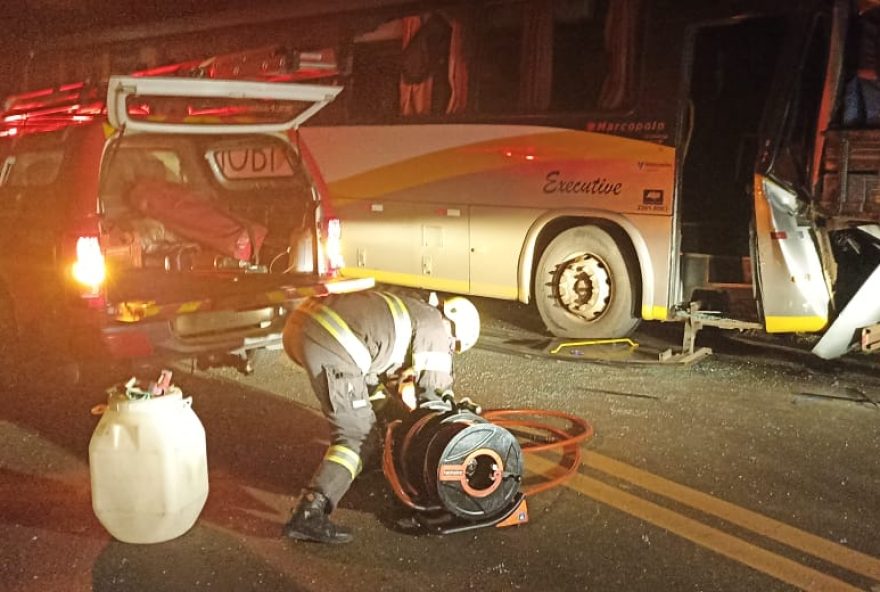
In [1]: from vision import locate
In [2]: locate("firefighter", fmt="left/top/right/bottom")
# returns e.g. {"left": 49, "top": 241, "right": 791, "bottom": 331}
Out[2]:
{"left": 281, "top": 290, "right": 480, "bottom": 544}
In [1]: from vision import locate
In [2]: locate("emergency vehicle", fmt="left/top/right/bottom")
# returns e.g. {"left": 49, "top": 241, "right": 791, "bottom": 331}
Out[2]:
{"left": 0, "top": 50, "right": 372, "bottom": 381}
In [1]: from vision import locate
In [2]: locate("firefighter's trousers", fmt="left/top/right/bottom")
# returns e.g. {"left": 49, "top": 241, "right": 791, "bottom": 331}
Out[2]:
{"left": 284, "top": 322, "right": 376, "bottom": 509}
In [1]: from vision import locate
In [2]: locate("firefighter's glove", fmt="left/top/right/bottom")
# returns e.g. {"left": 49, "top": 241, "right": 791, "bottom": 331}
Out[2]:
{"left": 431, "top": 389, "right": 482, "bottom": 415}
{"left": 397, "top": 368, "right": 417, "bottom": 411}
{"left": 458, "top": 396, "right": 482, "bottom": 415}
{"left": 368, "top": 384, "right": 388, "bottom": 402}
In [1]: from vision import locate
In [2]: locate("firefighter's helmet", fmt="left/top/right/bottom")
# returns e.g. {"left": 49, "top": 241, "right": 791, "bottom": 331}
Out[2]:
{"left": 442, "top": 296, "right": 480, "bottom": 353}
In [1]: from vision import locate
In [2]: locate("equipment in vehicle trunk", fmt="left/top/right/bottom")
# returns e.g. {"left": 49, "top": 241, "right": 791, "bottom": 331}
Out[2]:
{"left": 0, "top": 67, "right": 372, "bottom": 379}
{"left": 127, "top": 178, "right": 268, "bottom": 264}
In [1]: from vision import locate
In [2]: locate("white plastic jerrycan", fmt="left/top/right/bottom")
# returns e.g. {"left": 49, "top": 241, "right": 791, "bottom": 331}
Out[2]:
{"left": 89, "top": 377, "right": 209, "bottom": 544}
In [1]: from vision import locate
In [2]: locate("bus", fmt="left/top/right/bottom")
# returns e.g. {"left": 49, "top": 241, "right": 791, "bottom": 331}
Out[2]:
{"left": 6, "top": 0, "right": 877, "bottom": 360}
{"left": 292, "top": 0, "right": 880, "bottom": 359}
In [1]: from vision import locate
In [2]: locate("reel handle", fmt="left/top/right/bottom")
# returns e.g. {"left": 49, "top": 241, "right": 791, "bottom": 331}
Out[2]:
{"left": 438, "top": 390, "right": 482, "bottom": 415}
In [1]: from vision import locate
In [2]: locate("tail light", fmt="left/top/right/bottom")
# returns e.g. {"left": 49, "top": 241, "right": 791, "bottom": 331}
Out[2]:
{"left": 71, "top": 235, "right": 106, "bottom": 301}
{"left": 324, "top": 217, "right": 344, "bottom": 275}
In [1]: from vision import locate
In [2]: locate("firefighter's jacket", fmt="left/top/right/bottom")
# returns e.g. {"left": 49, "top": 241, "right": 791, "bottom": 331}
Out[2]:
{"left": 291, "top": 292, "right": 455, "bottom": 401}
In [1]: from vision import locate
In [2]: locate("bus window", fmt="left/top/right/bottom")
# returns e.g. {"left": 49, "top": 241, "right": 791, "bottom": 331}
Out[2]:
{"left": 347, "top": 12, "right": 464, "bottom": 121}
{"left": 400, "top": 14, "right": 453, "bottom": 115}
{"left": 344, "top": 0, "right": 634, "bottom": 119}
{"left": 348, "top": 21, "right": 403, "bottom": 122}
{"left": 551, "top": 0, "right": 612, "bottom": 112}
{"left": 474, "top": 0, "right": 635, "bottom": 115}
{"left": 475, "top": 3, "right": 525, "bottom": 114}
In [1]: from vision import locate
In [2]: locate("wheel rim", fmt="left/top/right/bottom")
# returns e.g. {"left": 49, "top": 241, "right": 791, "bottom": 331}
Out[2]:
{"left": 552, "top": 253, "right": 611, "bottom": 321}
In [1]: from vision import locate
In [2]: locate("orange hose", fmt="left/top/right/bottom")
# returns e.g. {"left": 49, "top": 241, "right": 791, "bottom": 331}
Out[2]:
{"left": 397, "top": 412, "right": 437, "bottom": 497}
{"left": 382, "top": 420, "right": 442, "bottom": 512}
{"left": 483, "top": 408, "right": 593, "bottom": 496}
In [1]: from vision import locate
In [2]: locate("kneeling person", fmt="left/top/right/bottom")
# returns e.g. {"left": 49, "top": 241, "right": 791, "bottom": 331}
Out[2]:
{"left": 281, "top": 291, "right": 480, "bottom": 544}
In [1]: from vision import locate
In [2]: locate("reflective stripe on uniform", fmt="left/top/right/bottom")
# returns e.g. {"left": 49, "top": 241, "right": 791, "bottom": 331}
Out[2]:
{"left": 298, "top": 299, "right": 372, "bottom": 373}
{"left": 413, "top": 350, "right": 453, "bottom": 373}
{"left": 375, "top": 292, "right": 413, "bottom": 373}
{"left": 325, "top": 444, "right": 362, "bottom": 480}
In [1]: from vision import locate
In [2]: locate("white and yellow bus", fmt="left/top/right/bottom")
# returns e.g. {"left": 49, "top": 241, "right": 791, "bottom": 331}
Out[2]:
{"left": 8, "top": 0, "right": 878, "bottom": 357}
{"left": 296, "top": 0, "right": 879, "bottom": 358}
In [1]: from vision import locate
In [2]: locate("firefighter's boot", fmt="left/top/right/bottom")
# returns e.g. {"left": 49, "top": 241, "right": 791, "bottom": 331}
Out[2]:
{"left": 283, "top": 490, "right": 353, "bottom": 544}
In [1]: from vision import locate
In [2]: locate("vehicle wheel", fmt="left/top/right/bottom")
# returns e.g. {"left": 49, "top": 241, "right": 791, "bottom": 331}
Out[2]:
{"left": 535, "top": 226, "right": 640, "bottom": 338}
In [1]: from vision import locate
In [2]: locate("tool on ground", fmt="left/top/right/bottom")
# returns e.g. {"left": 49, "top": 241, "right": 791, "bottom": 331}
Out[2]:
{"left": 549, "top": 338, "right": 639, "bottom": 355}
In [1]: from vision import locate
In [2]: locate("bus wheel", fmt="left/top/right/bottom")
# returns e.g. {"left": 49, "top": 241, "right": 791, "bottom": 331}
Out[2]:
{"left": 535, "top": 226, "right": 640, "bottom": 338}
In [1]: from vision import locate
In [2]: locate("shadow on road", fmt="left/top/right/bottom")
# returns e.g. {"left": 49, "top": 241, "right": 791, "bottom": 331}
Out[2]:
{"left": 172, "top": 372, "right": 330, "bottom": 537}
{"left": 0, "top": 466, "right": 104, "bottom": 539}
{"left": 92, "top": 525, "right": 306, "bottom": 592}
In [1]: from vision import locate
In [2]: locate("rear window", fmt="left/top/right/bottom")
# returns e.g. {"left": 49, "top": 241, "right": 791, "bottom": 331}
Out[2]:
{"left": 101, "top": 148, "right": 183, "bottom": 191}
{"left": 0, "top": 150, "right": 64, "bottom": 187}
{"left": 100, "top": 147, "right": 185, "bottom": 217}
{"left": 210, "top": 146, "right": 295, "bottom": 180}
{"left": 125, "top": 95, "right": 317, "bottom": 127}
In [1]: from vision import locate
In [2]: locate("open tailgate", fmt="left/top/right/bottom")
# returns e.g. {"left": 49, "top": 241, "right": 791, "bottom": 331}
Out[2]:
{"left": 107, "top": 76, "right": 342, "bottom": 135}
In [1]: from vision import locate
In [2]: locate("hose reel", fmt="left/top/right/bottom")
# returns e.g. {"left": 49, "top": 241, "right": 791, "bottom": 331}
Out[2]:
{"left": 384, "top": 403, "right": 527, "bottom": 533}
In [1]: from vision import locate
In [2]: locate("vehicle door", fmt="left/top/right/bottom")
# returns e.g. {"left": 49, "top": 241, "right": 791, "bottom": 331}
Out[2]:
{"left": 751, "top": 6, "right": 834, "bottom": 333}
{"left": 0, "top": 138, "right": 72, "bottom": 339}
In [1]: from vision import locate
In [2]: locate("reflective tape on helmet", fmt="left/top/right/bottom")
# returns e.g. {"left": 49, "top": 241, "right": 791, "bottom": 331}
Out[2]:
{"left": 325, "top": 444, "right": 362, "bottom": 480}
{"left": 375, "top": 292, "right": 413, "bottom": 373}
{"left": 298, "top": 299, "right": 372, "bottom": 373}
{"left": 413, "top": 350, "right": 453, "bottom": 374}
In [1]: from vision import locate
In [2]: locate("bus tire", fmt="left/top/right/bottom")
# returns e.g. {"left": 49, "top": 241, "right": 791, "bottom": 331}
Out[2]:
{"left": 535, "top": 226, "right": 640, "bottom": 338}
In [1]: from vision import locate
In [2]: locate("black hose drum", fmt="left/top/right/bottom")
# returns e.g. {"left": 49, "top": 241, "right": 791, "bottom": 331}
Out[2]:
{"left": 392, "top": 407, "right": 524, "bottom": 521}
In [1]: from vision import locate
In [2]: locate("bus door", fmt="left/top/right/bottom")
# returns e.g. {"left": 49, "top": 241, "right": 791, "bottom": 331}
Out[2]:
{"left": 678, "top": 16, "right": 786, "bottom": 322}
{"left": 751, "top": 8, "right": 834, "bottom": 334}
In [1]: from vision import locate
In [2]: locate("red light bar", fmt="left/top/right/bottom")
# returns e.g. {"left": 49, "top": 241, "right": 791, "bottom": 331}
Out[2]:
{"left": 1, "top": 44, "right": 339, "bottom": 137}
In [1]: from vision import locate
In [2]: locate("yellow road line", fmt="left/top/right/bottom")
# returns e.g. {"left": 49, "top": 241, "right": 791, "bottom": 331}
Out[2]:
{"left": 582, "top": 451, "right": 880, "bottom": 582}
{"left": 528, "top": 455, "right": 864, "bottom": 592}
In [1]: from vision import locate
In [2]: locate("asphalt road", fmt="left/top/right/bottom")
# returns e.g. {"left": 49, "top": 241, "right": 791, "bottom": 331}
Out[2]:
{"left": 2, "top": 300, "right": 880, "bottom": 592}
